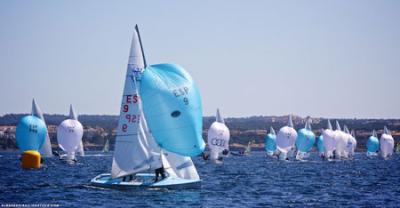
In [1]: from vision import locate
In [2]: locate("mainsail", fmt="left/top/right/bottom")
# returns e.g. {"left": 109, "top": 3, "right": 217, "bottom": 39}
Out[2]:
{"left": 31, "top": 98, "right": 53, "bottom": 157}
{"left": 111, "top": 26, "right": 162, "bottom": 178}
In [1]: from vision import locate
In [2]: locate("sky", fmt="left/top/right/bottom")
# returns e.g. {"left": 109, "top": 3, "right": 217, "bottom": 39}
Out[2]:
{"left": 0, "top": 0, "right": 399, "bottom": 118}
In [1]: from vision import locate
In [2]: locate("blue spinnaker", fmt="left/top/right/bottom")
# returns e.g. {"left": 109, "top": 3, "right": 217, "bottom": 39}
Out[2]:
{"left": 140, "top": 63, "right": 205, "bottom": 156}
{"left": 16, "top": 115, "right": 47, "bottom": 151}
{"left": 264, "top": 127, "right": 276, "bottom": 153}
{"left": 317, "top": 135, "right": 325, "bottom": 153}
{"left": 367, "top": 131, "right": 379, "bottom": 153}
{"left": 296, "top": 128, "right": 316, "bottom": 153}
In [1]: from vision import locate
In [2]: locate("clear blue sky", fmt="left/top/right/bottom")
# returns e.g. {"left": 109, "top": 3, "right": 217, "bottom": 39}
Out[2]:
{"left": 0, "top": 1, "right": 399, "bottom": 118}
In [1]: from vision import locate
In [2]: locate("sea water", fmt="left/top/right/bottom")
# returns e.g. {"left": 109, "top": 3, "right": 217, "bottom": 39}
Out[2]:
{"left": 0, "top": 152, "right": 399, "bottom": 207}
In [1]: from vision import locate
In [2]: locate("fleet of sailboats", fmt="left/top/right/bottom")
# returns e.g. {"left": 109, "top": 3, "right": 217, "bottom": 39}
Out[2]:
{"left": 11, "top": 25, "right": 399, "bottom": 189}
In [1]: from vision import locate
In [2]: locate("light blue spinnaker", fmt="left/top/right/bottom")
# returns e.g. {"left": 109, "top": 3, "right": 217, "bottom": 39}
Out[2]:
{"left": 295, "top": 119, "right": 316, "bottom": 153}
{"left": 367, "top": 130, "right": 379, "bottom": 153}
{"left": 264, "top": 127, "right": 277, "bottom": 153}
{"left": 16, "top": 115, "right": 47, "bottom": 151}
{"left": 140, "top": 63, "right": 205, "bottom": 157}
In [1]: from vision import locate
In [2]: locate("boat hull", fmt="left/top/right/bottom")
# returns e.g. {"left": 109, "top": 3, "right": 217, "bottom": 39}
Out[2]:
{"left": 90, "top": 173, "right": 201, "bottom": 189}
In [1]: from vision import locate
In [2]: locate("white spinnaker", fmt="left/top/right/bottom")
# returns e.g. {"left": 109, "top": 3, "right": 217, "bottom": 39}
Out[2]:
{"left": 162, "top": 150, "right": 200, "bottom": 180}
{"left": 323, "top": 119, "right": 336, "bottom": 158}
{"left": 276, "top": 115, "right": 297, "bottom": 154}
{"left": 111, "top": 27, "right": 162, "bottom": 179}
{"left": 57, "top": 119, "right": 83, "bottom": 160}
{"left": 31, "top": 99, "right": 53, "bottom": 158}
{"left": 380, "top": 126, "right": 394, "bottom": 159}
{"left": 207, "top": 109, "right": 230, "bottom": 160}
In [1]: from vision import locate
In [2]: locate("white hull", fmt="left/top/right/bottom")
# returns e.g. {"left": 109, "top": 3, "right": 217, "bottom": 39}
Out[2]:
{"left": 90, "top": 173, "right": 201, "bottom": 189}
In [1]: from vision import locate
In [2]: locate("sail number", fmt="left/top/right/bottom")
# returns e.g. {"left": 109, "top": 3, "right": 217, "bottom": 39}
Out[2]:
{"left": 211, "top": 138, "right": 226, "bottom": 147}
{"left": 120, "top": 94, "right": 140, "bottom": 132}
{"left": 28, "top": 124, "right": 38, "bottom": 133}
{"left": 121, "top": 114, "right": 140, "bottom": 132}
{"left": 172, "top": 87, "right": 190, "bottom": 105}
{"left": 122, "top": 94, "right": 139, "bottom": 112}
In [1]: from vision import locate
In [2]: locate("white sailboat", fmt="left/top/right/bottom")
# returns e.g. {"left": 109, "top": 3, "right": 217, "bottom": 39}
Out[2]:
{"left": 32, "top": 98, "right": 53, "bottom": 158}
{"left": 322, "top": 119, "right": 336, "bottom": 160}
{"left": 57, "top": 104, "right": 84, "bottom": 162}
{"left": 276, "top": 115, "right": 297, "bottom": 160}
{"left": 91, "top": 25, "right": 204, "bottom": 188}
{"left": 380, "top": 126, "right": 394, "bottom": 159}
{"left": 207, "top": 109, "right": 230, "bottom": 163}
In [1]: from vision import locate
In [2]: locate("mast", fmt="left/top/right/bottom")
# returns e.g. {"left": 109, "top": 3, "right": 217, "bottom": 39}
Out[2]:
{"left": 135, "top": 25, "right": 147, "bottom": 68}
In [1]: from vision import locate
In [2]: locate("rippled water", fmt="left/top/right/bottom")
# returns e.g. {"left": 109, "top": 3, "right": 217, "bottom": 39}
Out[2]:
{"left": 1, "top": 151, "right": 399, "bottom": 207}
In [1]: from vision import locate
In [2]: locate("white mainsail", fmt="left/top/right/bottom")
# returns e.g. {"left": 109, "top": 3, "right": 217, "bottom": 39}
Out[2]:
{"left": 111, "top": 26, "right": 162, "bottom": 179}
{"left": 31, "top": 98, "right": 53, "bottom": 158}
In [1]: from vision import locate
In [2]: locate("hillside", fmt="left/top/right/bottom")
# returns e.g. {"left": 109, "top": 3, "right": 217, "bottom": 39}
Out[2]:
{"left": 1, "top": 114, "right": 399, "bottom": 151}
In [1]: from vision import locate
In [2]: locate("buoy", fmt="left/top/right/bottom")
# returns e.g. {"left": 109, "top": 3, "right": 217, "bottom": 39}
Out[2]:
{"left": 21, "top": 150, "right": 41, "bottom": 169}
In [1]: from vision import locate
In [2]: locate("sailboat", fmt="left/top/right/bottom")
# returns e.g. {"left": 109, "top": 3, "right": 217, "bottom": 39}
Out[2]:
{"left": 32, "top": 99, "right": 53, "bottom": 158}
{"left": 295, "top": 117, "right": 315, "bottom": 160}
{"left": 90, "top": 25, "right": 204, "bottom": 189}
{"left": 322, "top": 119, "right": 336, "bottom": 160}
{"left": 57, "top": 105, "right": 84, "bottom": 162}
{"left": 380, "top": 126, "right": 394, "bottom": 159}
{"left": 102, "top": 138, "right": 110, "bottom": 153}
{"left": 15, "top": 100, "right": 48, "bottom": 169}
{"left": 276, "top": 115, "right": 297, "bottom": 160}
{"left": 366, "top": 130, "right": 379, "bottom": 157}
{"left": 265, "top": 127, "right": 277, "bottom": 157}
{"left": 207, "top": 109, "right": 230, "bottom": 163}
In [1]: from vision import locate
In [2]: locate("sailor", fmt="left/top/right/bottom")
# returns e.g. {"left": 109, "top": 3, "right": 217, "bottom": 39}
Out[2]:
{"left": 222, "top": 149, "right": 229, "bottom": 155}
{"left": 202, "top": 152, "right": 210, "bottom": 160}
{"left": 154, "top": 165, "right": 166, "bottom": 182}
